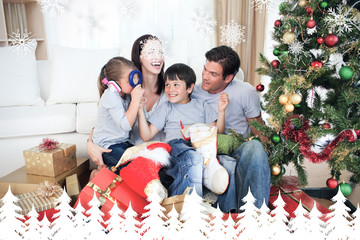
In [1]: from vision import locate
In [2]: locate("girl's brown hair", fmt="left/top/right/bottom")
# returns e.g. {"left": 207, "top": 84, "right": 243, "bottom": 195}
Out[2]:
{"left": 98, "top": 56, "right": 136, "bottom": 97}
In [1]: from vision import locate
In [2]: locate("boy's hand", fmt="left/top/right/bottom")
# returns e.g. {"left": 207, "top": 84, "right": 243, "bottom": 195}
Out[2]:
{"left": 131, "top": 85, "right": 144, "bottom": 104}
{"left": 218, "top": 92, "right": 229, "bottom": 112}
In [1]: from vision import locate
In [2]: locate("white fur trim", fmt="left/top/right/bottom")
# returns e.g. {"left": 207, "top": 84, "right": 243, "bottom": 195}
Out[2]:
{"left": 131, "top": 147, "right": 171, "bottom": 167}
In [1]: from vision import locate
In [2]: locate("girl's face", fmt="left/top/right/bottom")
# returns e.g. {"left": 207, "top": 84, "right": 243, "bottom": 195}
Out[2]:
{"left": 117, "top": 68, "right": 137, "bottom": 95}
{"left": 140, "top": 38, "right": 164, "bottom": 75}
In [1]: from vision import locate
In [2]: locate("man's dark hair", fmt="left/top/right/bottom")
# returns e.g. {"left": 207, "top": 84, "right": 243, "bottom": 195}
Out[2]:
{"left": 205, "top": 45, "right": 241, "bottom": 80}
{"left": 164, "top": 63, "right": 196, "bottom": 89}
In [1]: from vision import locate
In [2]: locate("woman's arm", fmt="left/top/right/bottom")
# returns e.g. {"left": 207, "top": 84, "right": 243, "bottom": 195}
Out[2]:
{"left": 126, "top": 85, "right": 144, "bottom": 127}
{"left": 138, "top": 106, "right": 159, "bottom": 141}
{"left": 86, "top": 128, "right": 111, "bottom": 168}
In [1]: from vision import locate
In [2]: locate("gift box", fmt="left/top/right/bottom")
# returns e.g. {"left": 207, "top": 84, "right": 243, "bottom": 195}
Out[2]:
{"left": 269, "top": 185, "right": 332, "bottom": 221}
{"left": 75, "top": 168, "right": 149, "bottom": 222}
{"left": 15, "top": 184, "right": 62, "bottom": 215}
{"left": 0, "top": 158, "right": 90, "bottom": 198}
{"left": 23, "top": 143, "right": 77, "bottom": 177}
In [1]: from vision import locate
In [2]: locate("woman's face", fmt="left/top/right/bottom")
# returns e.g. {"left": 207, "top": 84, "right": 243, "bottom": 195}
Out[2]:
{"left": 140, "top": 38, "right": 164, "bottom": 75}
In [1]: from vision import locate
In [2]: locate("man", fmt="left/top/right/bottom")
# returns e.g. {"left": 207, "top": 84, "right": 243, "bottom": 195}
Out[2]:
{"left": 191, "top": 45, "right": 270, "bottom": 211}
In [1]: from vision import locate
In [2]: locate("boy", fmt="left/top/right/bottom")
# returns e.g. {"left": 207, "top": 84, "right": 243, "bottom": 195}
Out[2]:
{"left": 138, "top": 63, "right": 229, "bottom": 197}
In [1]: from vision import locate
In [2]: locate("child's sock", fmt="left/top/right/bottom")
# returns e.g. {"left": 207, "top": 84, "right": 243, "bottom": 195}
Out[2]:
{"left": 182, "top": 123, "right": 229, "bottom": 194}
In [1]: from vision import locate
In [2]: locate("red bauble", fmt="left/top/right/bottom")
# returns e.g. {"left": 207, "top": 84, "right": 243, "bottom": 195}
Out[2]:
{"left": 324, "top": 34, "right": 339, "bottom": 47}
{"left": 306, "top": 19, "right": 316, "bottom": 28}
{"left": 305, "top": 6, "right": 313, "bottom": 14}
{"left": 256, "top": 83, "right": 265, "bottom": 92}
{"left": 317, "top": 37, "right": 324, "bottom": 44}
{"left": 326, "top": 177, "right": 338, "bottom": 189}
{"left": 322, "top": 123, "right": 331, "bottom": 129}
{"left": 274, "top": 20, "right": 282, "bottom": 27}
{"left": 311, "top": 61, "right": 323, "bottom": 68}
{"left": 271, "top": 60, "right": 280, "bottom": 68}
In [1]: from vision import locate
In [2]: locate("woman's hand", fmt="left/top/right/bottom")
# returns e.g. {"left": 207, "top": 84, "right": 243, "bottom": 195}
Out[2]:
{"left": 86, "top": 138, "right": 111, "bottom": 168}
{"left": 218, "top": 92, "right": 229, "bottom": 112}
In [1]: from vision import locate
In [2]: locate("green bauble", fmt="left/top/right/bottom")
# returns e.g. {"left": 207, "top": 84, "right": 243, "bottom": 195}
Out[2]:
{"left": 252, "top": 137, "right": 261, "bottom": 142}
{"left": 339, "top": 182, "right": 352, "bottom": 197}
{"left": 273, "top": 49, "right": 280, "bottom": 56}
{"left": 294, "top": 104, "right": 301, "bottom": 108}
{"left": 281, "top": 166, "right": 286, "bottom": 175}
{"left": 339, "top": 66, "right": 354, "bottom": 80}
{"left": 320, "top": 1, "right": 328, "bottom": 8}
{"left": 271, "top": 134, "right": 281, "bottom": 144}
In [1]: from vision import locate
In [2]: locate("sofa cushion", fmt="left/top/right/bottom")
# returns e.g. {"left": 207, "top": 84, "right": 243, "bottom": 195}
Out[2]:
{"left": 46, "top": 46, "right": 120, "bottom": 104}
{"left": 76, "top": 103, "right": 98, "bottom": 134}
{"left": 0, "top": 40, "right": 44, "bottom": 107}
{"left": 0, "top": 104, "right": 76, "bottom": 138}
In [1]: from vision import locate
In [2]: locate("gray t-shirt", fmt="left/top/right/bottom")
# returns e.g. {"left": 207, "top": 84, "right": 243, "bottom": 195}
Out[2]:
{"left": 130, "top": 92, "right": 168, "bottom": 145}
{"left": 148, "top": 98, "right": 218, "bottom": 142}
{"left": 93, "top": 89, "right": 132, "bottom": 148}
{"left": 192, "top": 80, "right": 261, "bottom": 138}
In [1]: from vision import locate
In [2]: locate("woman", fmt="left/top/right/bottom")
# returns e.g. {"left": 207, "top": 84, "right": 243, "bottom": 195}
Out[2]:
{"left": 87, "top": 34, "right": 168, "bottom": 173}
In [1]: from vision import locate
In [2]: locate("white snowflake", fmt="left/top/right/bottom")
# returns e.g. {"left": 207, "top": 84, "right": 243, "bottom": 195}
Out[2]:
{"left": 220, "top": 20, "right": 245, "bottom": 49}
{"left": 117, "top": 0, "right": 136, "bottom": 21}
{"left": 8, "top": 31, "right": 36, "bottom": 55}
{"left": 141, "top": 37, "right": 165, "bottom": 60}
{"left": 324, "top": 0, "right": 357, "bottom": 36}
{"left": 307, "top": 26, "right": 317, "bottom": 35}
{"left": 36, "top": 0, "right": 68, "bottom": 17}
{"left": 289, "top": 41, "right": 304, "bottom": 55}
{"left": 252, "top": 0, "right": 271, "bottom": 12}
{"left": 192, "top": 8, "right": 217, "bottom": 35}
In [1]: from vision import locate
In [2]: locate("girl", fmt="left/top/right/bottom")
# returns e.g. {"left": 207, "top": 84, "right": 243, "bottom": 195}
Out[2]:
{"left": 92, "top": 56, "right": 144, "bottom": 174}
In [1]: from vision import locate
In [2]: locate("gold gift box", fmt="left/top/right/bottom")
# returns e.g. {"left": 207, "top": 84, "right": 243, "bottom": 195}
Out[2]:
{"left": 15, "top": 189, "right": 62, "bottom": 215}
{"left": 23, "top": 143, "right": 77, "bottom": 177}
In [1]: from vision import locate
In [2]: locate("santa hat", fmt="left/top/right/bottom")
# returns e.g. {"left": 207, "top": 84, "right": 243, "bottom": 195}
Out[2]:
{"left": 130, "top": 142, "right": 172, "bottom": 167}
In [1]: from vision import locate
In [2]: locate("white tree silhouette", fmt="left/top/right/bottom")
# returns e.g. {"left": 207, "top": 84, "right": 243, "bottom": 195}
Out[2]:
{"left": 121, "top": 202, "right": 141, "bottom": 239}
{"left": 325, "top": 188, "right": 353, "bottom": 240}
{"left": 306, "top": 202, "right": 327, "bottom": 239}
{"left": 223, "top": 213, "right": 237, "bottom": 239}
{"left": 0, "top": 186, "right": 26, "bottom": 239}
{"left": 268, "top": 191, "right": 291, "bottom": 239}
{"left": 236, "top": 188, "right": 259, "bottom": 239}
{"left": 105, "top": 201, "right": 126, "bottom": 239}
{"left": 208, "top": 205, "right": 226, "bottom": 239}
{"left": 288, "top": 200, "right": 310, "bottom": 239}
{"left": 349, "top": 204, "right": 360, "bottom": 240}
{"left": 85, "top": 192, "right": 106, "bottom": 239}
{"left": 180, "top": 188, "right": 210, "bottom": 239}
{"left": 255, "top": 200, "right": 272, "bottom": 239}
{"left": 38, "top": 212, "right": 54, "bottom": 240}
{"left": 23, "top": 205, "right": 40, "bottom": 239}
{"left": 71, "top": 199, "right": 90, "bottom": 239}
{"left": 51, "top": 187, "right": 75, "bottom": 240}
{"left": 164, "top": 204, "right": 183, "bottom": 240}
{"left": 141, "top": 194, "right": 168, "bottom": 240}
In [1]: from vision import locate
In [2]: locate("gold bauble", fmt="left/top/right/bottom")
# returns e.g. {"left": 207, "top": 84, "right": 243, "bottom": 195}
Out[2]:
{"left": 284, "top": 103, "right": 295, "bottom": 112}
{"left": 290, "top": 93, "right": 302, "bottom": 104}
{"left": 299, "top": 0, "right": 307, "bottom": 7}
{"left": 283, "top": 31, "right": 296, "bottom": 44}
{"left": 279, "top": 94, "right": 289, "bottom": 105}
{"left": 271, "top": 164, "right": 281, "bottom": 176}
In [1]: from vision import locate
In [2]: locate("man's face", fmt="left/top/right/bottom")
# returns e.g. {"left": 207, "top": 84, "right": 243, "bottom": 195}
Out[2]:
{"left": 201, "top": 60, "right": 229, "bottom": 94}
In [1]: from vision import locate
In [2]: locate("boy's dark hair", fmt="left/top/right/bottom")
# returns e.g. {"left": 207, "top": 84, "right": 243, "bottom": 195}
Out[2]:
{"left": 205, "top": 45, "right": 240, "bottom": 81}
{"left": 164, "top": 63, "right": 196, "bottom": 89}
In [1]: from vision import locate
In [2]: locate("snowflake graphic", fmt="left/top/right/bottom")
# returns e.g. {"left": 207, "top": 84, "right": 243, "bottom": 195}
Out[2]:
{"left": 324, "top": 0, "right": 357, "bottom": 36}
{"left": 220, "top": 20, "right": 245, "bottom": 49}
{"left": 117, "top": 0, "right": 136, "bottom": 21}
{"left": 36, "top": 0, "right": 69, "bottom": 17}
{"left": 307, "top": 26, "right": 317, "bottom": 35}
{"left": 192, "top": 8, "right": 217, "bottom": 35}
{"left": 141, "top": 37, "right": 165, "bottom": 60}
{"left": 289, "top": 41, "right": 304, "bottom": 56}
{"left": 252, "top": 0, "right": 271, "bottom": 12}
{"left": 8, "top": 31, "right": 36, "bottom": 55}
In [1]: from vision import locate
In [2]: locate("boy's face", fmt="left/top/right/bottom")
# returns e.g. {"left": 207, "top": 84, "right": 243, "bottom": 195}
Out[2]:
{"left": 165, "top": 78, "right": 194, "bottom": 104}
{"left": 201, "top": 60, "right": 232, "bottom": 94}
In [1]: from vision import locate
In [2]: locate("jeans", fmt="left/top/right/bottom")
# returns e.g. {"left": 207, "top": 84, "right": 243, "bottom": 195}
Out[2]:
{"left": 165, "top": 138, "right": 203, "bottom": 197}
{"left": 216, "top": 140, "right": 270, "bottom": 212}
{"left": 102, "top": 141, "right": 134, "bottom": 175}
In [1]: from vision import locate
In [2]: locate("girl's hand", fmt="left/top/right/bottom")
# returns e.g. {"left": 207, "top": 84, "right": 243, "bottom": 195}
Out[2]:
{"left": 131, "top": 85, "right": 144, "bottom": 104}
{"left": 218, "top": 92, "right": 229, "bottom": 112}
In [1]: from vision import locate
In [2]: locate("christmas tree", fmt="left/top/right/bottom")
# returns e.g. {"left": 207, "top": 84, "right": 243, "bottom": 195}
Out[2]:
{"left": 255, "top": 0, "right": 360, "bottom": 188}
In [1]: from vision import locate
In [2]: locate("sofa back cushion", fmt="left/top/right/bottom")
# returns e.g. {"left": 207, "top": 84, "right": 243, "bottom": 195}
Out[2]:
{"left": 46, "top": 46, "right": 120, "bottom": 104}
{"left": 0, "top": 40, "right": 44, "bottom": 107}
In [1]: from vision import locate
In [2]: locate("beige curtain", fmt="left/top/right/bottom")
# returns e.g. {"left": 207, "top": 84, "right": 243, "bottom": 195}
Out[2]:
{"left": 214, "top": 0, "right": 266, "bottom": 86}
